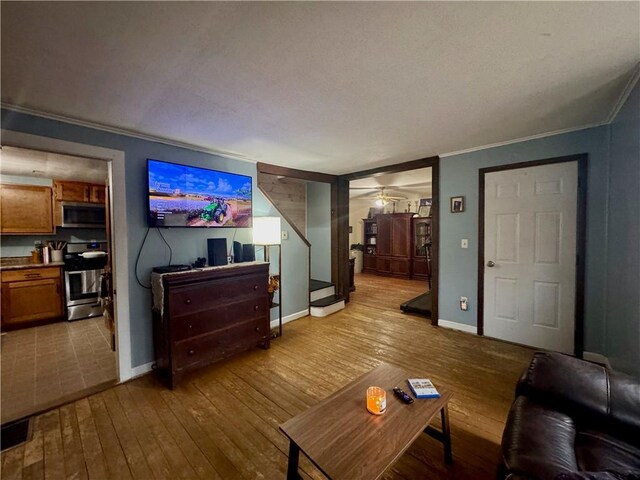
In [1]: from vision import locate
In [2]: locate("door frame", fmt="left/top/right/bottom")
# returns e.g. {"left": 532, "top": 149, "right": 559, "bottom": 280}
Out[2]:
{"left": 340, "top": 156, "right": 440, "bottom": 323}
{"left": 1, "top": 129, "right": 134, "bottom": 380}
{"left": 477, "top": 153, "right": 588, "bottom": 356}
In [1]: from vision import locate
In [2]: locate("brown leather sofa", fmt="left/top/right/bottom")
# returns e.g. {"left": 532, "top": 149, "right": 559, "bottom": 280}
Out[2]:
{"left": 499, "top": 352, "right": 640, "bottom": 480}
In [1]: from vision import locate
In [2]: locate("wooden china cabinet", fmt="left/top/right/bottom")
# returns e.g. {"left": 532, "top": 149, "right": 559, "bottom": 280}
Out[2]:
{"left": 412, "top": 217, "right": 432, "bottom": 284}
{"left": 362, "top": 213, "right": 414, "bottom": 278}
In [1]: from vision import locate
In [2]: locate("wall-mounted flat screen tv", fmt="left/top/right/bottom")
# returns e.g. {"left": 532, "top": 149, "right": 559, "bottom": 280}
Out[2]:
{"left": 147, "top": 159, "right": 252, "bottom": 228}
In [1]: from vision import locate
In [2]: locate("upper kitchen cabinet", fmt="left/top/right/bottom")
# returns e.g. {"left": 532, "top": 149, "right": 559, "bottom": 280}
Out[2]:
{"left": 53, "top": 180, "right": 106, "bottom": 226}
{"left": 89, "top": 185, "right": 106, "bottom": 204}
{"left": 0, "top": 184, "right": 54, "bottom": 234}
{"left": 54, "top": 180, "right": 105, "bottom": 204}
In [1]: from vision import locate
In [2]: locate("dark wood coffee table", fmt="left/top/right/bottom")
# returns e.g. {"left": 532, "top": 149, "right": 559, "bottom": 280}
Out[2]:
{"left": 279, "top": 362, "right": 453, "bottom": 480}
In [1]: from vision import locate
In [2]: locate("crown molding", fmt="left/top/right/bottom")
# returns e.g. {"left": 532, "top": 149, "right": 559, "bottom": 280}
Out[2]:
{"left": 439, "top": 121, "right": 606, "bottom": 159}
{"left": 0, "top": 103, "right": 257, "bottom": 165}
{"left": 604, "top": 62, "right": 640, "bottom": 124}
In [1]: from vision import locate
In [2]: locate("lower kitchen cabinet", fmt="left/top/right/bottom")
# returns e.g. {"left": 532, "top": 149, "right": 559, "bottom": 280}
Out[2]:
{"left": 1, "top": 267, "right": 64, "bottom": 329}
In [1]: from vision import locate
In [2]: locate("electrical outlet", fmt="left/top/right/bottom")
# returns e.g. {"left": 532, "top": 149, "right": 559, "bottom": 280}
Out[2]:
{"left": 460, "top": 297, "right": 469, "bottom": 311}
{"left": 461, "top": 239, "right": 468, "bottom": 249}
{"left": 281, "top": 230, "right": 289, "bottom": 240}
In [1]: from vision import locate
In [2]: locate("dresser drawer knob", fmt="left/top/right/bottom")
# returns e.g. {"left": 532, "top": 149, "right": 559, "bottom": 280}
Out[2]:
{"left": 255, "top": 326, "right": 260, "bottom": 332}
{"left": 188, "top": 324, "right": 193, "bottom": 329}
{"left": 185, "top": 298, "right": 192, "bottom": 305}
{"left": 188, "top": 349, "right": 195, "bottom": 356}
{"left": 254, "top": 305, "right": 259, "bottom": 311}
{"left": 253, "top": 284, "right": 258, "bottom": 290}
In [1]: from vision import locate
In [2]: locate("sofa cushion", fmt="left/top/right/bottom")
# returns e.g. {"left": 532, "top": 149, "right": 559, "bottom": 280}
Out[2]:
{"left": 609, "top": 372, "right": 640, "bottom": 447}
{"left": 555, "top": 472, "right": 640, "bottom": 480}
{"left": 575, "top": 430, "right": 640, "bottom": 473}
{"left": 516, "top": 352, "right": 609, "bottom": 419}
{"left": 502, "top": 396, "right": 578, "bottom": 479}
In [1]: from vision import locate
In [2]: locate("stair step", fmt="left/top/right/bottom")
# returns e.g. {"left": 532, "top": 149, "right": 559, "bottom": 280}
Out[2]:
{"left": 310, "top": 294, "right": 345, "bottom": 318}
{"left": 310, "top": 294, "right": 345, "bottom": 308}
{"left": 310, "top": 285, "right": 335, "bottom": 302}
{"left": 310, "top": 279, "right": 334, "bottom": 292}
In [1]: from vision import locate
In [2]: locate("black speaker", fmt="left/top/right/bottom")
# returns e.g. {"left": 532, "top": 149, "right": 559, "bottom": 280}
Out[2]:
{"left": 207, "top": 238, "right": 228, "bottom": 266}
{"left": 233, "top": 241, "right": 243, "bottom": 263}
{"left": 242, "top": 243, "right": 255, "bottom": 262}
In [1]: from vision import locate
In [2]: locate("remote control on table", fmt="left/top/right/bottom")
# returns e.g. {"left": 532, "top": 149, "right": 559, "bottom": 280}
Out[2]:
{"left": 393, "top": 387, "right": 414, "bottom": 404}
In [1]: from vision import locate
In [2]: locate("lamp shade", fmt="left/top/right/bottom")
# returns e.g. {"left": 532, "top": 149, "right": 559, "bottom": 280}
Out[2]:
{"left": 253, "top": 216, "right": 281, "bottom": 245}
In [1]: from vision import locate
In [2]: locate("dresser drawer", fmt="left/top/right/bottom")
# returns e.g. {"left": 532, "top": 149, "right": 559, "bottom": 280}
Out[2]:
{"left": 168, "top": 273, "right": 267, "bottom": 317}
{"left": 173, "top": 297, "right": 268, "bottom": 341}
{"left": 2, "top": 267, "right": 60, "bottom": 283}
{"left": 173, "top": 317, "right": 268, "bottom": 371}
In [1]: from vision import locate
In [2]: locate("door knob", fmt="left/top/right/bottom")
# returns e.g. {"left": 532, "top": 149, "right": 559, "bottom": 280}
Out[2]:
{"left": 487, "top": 260, "right": 496, "bottom": 267}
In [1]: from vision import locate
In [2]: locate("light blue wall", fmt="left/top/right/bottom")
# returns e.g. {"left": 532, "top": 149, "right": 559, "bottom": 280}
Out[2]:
{"left": 605, "top": 81, "right": 640, "bottom": 378}
{"left": 439, "top": 126, "right": 611, "bottom": 355}
{"left": 307, "top": 181, "right": 332, "bottom": 282}
{"left": 1, "top": 109, "right": 307, "bottom": 367}
{"left": 253, "top": 189, "right": 310, "bottom": 321}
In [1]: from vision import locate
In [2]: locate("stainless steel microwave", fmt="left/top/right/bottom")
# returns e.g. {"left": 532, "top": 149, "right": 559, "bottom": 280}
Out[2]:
{"left": 61, "top": 202, "right": 106, "bottom": 228}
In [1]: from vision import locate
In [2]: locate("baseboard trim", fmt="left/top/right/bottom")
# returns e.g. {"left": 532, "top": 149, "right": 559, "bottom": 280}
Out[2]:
{"left": 128, "top": 361, "right": 154, "bottom": 379}
{"left": 271, "top": 309, "right": 309, "bottom": 329}
{"left": 583, "top": 351, "right": 611, "bottom": 369}
{"left": 438, "top": 319, "right": 478, "bottom": 334}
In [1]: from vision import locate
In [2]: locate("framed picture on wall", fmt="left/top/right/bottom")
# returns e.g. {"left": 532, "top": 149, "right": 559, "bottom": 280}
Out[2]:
{"left": 450, "top": 196, "right": 465, "bottom": 213}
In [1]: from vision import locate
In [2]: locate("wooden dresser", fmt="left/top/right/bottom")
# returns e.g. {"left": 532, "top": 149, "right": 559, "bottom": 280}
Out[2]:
{"left": 152, "top": 262, "right": 270, "bottom": 388}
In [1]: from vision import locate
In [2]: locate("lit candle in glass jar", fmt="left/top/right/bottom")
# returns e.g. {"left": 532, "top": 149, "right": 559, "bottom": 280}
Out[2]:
{"left": 366, "top": 386, "right": 387, "bottom": 415}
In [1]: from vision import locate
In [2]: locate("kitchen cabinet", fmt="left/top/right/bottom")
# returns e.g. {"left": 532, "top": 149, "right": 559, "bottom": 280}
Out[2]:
{"left": 54, "top": 180, "right": 105, "bottom": 204}
{"left": 0, "top": 184, "right": 54, "bottom": 234}
{"left": 53, "top": 180, "right": 106, "bottom": 226}
{"left": 1, "top": 267, "right": 64, "bottom": 329}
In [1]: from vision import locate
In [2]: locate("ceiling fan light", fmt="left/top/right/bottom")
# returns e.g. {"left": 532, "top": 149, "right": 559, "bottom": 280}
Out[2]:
{"left": 375, "top": 198, "right": 385, "bottom": 207}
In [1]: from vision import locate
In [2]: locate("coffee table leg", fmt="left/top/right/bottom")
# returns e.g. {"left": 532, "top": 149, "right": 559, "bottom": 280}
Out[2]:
{"left": 441, "top": 405, "right": 453, "bottom": 465}
{"left": 287, "top": 440, "right": 300, "bottom": 479}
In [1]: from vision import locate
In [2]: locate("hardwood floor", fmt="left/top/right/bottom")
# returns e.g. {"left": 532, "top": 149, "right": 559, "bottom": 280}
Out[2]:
{"left": 1, "top": 273, "right": 534, "bottom": 479}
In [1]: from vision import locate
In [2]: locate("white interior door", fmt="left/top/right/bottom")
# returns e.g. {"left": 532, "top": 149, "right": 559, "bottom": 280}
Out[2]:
{"left": 484, "top": 162, "right": 578, "bottom": 354}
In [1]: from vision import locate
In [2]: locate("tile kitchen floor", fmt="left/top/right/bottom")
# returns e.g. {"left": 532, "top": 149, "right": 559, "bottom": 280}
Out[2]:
{"left": 1, "top": 316, "right": 117, "bottom": 423}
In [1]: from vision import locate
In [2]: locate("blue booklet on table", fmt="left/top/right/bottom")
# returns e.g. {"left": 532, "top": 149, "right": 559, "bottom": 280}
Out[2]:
{"left": 407, "top": 378, "right": 441, "bottom": 399}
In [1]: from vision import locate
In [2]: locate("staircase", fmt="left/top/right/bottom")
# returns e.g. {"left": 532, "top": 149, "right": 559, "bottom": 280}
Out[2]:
{"left": 309, "top": 279, "right": 345, "bottom": 317}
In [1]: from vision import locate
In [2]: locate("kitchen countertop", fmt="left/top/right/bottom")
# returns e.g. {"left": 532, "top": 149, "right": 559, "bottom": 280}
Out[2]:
{"left": 0, "top": 257, "right": 65, "bottom": 271}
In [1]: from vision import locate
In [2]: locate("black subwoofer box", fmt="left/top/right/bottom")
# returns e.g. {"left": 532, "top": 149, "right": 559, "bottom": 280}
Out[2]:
{"left": 207, "top": 238, "right": 228, "bottom": 266}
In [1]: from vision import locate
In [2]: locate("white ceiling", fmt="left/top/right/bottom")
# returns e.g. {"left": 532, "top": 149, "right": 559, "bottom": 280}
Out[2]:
{"left": 2, "top": 2, "right": 638, "bottom": 175}
{"left": 0, "top": 146, "right": 108, "bottom": 184}
{"left": 349, "top": 168, "right": 432, "bottom": 201}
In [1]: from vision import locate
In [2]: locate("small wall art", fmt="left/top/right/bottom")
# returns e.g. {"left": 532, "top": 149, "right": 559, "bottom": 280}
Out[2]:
{"left": 450, "top": 196, "right": 465, "bottom": 213}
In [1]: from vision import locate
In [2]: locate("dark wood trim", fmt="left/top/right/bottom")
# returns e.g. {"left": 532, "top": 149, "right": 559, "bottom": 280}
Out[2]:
{"left": 478, "top": 172, "right": 486, "bottom": 336}
{"left": 336, "top": 177, "right": 351, "bottom": 302}
{"left": 256, "top": 162, "right": 346, "bottom": 301}
{"left": 575, "top": 158, "right": 588, "bottom": 358}
{"left": 341, "top": 156, "right": 439, "bottom": 181}
{"left": 477, "top": 154, "right": 588, "bottom": 357}
{"left": 339, "top": 156, "right": 440, "bottom": 323}
{"left": 430, "top": 159, "right": 440, "bottom": 325}
{"left": 257, "top": 162, "right": 337, "bottom": 184}
{"left": 257, "top": 185, "right": 311, "bottom": 248}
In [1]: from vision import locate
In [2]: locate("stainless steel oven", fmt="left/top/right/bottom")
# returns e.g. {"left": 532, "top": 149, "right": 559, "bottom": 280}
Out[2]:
{"left": 61, "top": 202, "right": 106, "bottom": 228}
{"left": 63, "top": 242, "right": 108, "bottom": 321}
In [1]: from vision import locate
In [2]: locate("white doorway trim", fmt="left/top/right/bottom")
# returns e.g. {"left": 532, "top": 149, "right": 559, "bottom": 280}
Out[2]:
{"left": 478, "top": 153, "right": 588, "bottom": 356}
{"left": 1, "top": 129, "right": 134, "bottom": 381}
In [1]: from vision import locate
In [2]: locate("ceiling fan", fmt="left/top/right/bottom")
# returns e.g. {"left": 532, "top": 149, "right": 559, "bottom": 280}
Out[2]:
{"left": 351, "top": 186, "right": 407, "bottom": 206}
